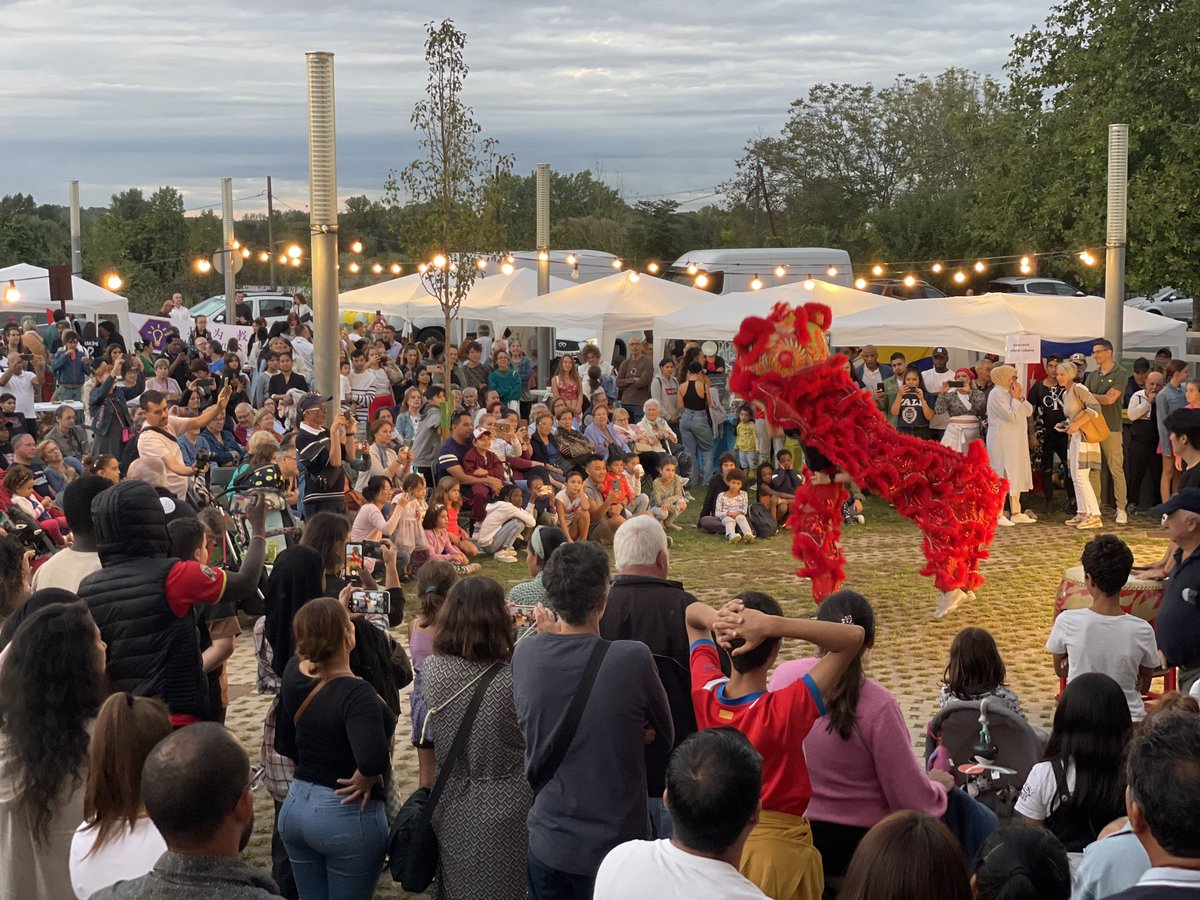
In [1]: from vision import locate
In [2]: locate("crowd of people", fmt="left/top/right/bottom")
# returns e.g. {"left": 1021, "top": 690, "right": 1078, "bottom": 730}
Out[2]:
{"left": 0, "top": 296, "right": 1198, "bottom": 900}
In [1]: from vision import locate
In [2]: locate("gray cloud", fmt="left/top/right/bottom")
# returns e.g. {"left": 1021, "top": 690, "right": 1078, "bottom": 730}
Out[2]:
{"left": 1, "top": 0, "right": 1050, "bottom": 212}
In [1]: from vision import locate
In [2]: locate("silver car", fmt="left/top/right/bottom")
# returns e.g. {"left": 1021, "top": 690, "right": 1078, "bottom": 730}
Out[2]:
{"left": 1125, "top": 287, "right": 1195, "bottom": 323}
{"left": 987, "top": 277, "right": 1084, "bottom": 296}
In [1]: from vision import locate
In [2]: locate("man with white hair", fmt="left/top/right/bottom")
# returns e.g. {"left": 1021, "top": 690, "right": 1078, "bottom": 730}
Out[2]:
{"left": 600, "top": 515, "right": 708, "bottom": 838}
{"left": 127, "top": 456, "right": 198, "bottom": 524}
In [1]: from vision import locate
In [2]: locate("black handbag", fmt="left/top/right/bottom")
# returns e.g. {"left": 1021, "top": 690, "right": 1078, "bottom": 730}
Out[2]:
{"left": 387, "top": 662, "right": 502, "bottom": 891}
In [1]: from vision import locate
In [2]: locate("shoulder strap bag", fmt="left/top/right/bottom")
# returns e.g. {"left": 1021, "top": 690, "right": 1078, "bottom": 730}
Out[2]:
{"left": 1071, "top": 385, "right": 1111, "bottom": 444}
{"left": 388, "top": 661, "right": 503, "bottom": 891}
{"left": 528, "top": 638, "right": 611, "bottom": 795}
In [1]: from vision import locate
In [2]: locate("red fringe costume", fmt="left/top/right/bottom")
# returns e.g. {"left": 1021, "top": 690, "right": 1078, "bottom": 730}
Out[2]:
{"left": 730, "top": 302, "right": 1006, "bottom": 603}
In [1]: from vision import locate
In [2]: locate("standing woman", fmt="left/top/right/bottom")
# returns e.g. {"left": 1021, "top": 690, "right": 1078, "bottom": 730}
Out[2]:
{"left": 508, "top": 340, "right": 534, "bottom": 420}
{"left": 275, "top": 597, "right": 396, "bottom": 900}
{"left": 1156, "top": 358, "right": 1189, "bottom": 500}
{"left": 88, "top": 353, "right": 140, "bottom": 459}
{"left": 1058, "top": 360, "right": 1104, "bottom": 530}
{"left": 987, "top": 364, "right": 1036, "bottom": 526}
{"left": 551, "top": 354, "right": 584, "bottom": 419}
{"left": 488, "top": 349, "right": 524, "bottom": 412}
{"left": 394, "top": 386, "right": 425, "bottom": 446}
{"left": 70, "top": 694, "right": 172, "bottom": 899}
{"left": 0, "top": 602, "right": 108, "bottom": 899}
{"left": 421, "top": 576, "right": 531, "bottom": 900}
{"left": 935, "top": 368, "right": 985, "bottom": 453}
{"left": 679, "top": 360, "right": 715, "bottom": 484}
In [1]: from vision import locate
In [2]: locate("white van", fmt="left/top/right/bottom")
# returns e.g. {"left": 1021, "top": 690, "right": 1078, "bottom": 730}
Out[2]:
{"left": 664, "top": 248, "right": 854, "bottom": 294}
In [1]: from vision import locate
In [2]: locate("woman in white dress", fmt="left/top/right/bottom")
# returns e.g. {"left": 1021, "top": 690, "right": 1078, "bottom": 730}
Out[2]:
{"left": 935, "top": 367, "right": 986, "bottom": 453}
{"left": 987, "top": 365, "right": 1035, "bottom": 526}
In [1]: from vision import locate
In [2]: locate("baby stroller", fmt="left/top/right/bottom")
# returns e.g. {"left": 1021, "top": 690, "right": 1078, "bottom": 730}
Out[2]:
{"left": 925, "top": 698, "right": 1046, "bottom": 824}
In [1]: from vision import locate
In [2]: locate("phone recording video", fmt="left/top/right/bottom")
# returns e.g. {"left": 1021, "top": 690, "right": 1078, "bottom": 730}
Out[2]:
{"left": 348, "top": 590, "right": 389, "bottom": 616}
{"left": 948, "top": 380, "right": 965, "bottom": 388}
{"left": 345, "top": 542, "right": 364, "bottom": 581}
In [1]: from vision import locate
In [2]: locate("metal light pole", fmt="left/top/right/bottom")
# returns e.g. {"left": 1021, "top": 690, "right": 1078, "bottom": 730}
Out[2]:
{"left": 68, "top": 181, "right": 82, "bottom": 276}
{"left": 306, "top": 51, "right": 339, "bottom": 412}
{"left": 535, "top": 162, "right": 552, "bottom": 387}
{"left": 267, "top": 176, "right": 277, "bottom": 292}
{"left": 1104, "top": 124, "right": 1129, "bottom": 360}
{"left": 221, "top": 178, "right": 237, "bottom": 325}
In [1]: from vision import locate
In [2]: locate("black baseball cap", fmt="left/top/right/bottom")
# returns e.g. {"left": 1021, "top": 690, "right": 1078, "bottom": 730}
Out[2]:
{"left": 933, "top": 347, "right": 949, "bottom": 358}
{"left": 1150, "top": 488, "right": 1200, "bottom": 518}
{"left": 297, "top": 393, "right": 332, "bottom": 416}
{"left": 1044, "top": 353, "right": 1062, "bottom": 363}
{"left": 1133, "top": 357, "right": 1151, "bottom": 373}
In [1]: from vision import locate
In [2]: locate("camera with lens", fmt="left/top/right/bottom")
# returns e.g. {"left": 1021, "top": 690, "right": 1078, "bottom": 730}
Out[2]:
{"left": 193, "top": 447, "right": 212, "bottom": 472}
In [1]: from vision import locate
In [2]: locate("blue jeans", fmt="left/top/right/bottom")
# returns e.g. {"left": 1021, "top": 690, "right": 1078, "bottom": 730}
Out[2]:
{"left": 527, "top": 849, "right": 595, "bottom": 900}
{"left": 679, "top": 409, "right": 714, "bottom": 484}
{"left": 278, "top": 779, "right": 387, "bottom": 900}
{"left": 478, "top": 517, "right": 525, "bottom": 554}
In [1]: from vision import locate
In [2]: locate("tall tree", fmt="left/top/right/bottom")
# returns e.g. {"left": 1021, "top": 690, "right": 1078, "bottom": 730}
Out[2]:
{"left": 385, "top": 18, "right": 512, "bottom": 391}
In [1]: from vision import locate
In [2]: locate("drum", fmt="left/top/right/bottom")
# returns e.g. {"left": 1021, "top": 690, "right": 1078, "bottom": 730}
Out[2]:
{"left": 1055, "top": 565, "right": 1166, "bottom": 626}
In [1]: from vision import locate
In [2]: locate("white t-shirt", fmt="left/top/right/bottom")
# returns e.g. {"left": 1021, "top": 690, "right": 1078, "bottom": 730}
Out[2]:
{"left": 595, "top": 839, "right": 767, "bottom": 900}
{"left": 1015, "top": 758, "right": 1076, "bottom": 821}
{"left": 859, "top": 365, "right": 884, "bottom": 392}
{"left": 923, "top": 367, "right": 955, "bottom": 429}
{"left": 30, "top": 548, "right": 102, "bottom": 593}
{"left": 5, "top": 370, "right": 37, "bottom": 417}
{"left": 138, "top": 415, "right": 193, "bottom": 500}
{"left": 69, "top": 818, "right": 166, "bottom": 900}
{"left": 168, "top": 307, "right": 192, "bottom": 339}
{"left": 1047, "top": 609, "right": 1159, "bottom": 720}
{"left": 555, "top": 489, "right": 582, "bottom": 524}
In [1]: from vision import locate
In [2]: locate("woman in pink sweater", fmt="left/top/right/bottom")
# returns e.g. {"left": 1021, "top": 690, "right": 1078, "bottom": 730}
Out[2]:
{"left": 768, "top": 591, "right": 952, "bottom": 882}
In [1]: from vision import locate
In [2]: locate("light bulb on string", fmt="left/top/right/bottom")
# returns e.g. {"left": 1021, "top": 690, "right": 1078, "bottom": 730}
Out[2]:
{"left": 231, "top": 240, "right": 240, "bottom": 250}
{"left": 571, "top": 267, "right": 580, "bottom": 280}
{"left": 4, "top": 280, "right": 21, "bottom": 303}
{"left": 931, "top": 262, "right": 944, "bottom": 274}
{"left": 1019, "top": 255, "right": 1033, "bottom": 274}
{"left": 350, "top": 240, "right": 364, "bottom": 254}
{"left": 565, "top": 254, "right": 577, "bottom": 266}
{"left": 432, "top": 254, "right": 447, "bottom": 269}
{"left": 803, "top": 276, "right": 816, "bottom": 290}
{"left": 241, "top": 247, "right": 251, "bottom": 258}
{"left": 826, "top": 265, "right": 838, "bottom": 277}
{"left": 774, "top": 265, "right": 786, "bottom": 278}
{"left": 871, "top": 264, "right": 885, "bottom": 277}
{"left": 685, "top": 262, "right": 698, "bottom": 276}
{"left": 903, "top": 274, "right": 917, "bottom": 288}
{"left": 694, "top": 274, "right": 709, "bottom": 288}
{"left": 505, "top": 254, "right": 514, "bottom": 264}
{"left": 629, "top": 271, "right": 640, "bottom": 283}
{"left": 278, "top": 253, "right": 288, "bottom": 265}
{"left": 647, "top": 262, "right": 659, "bottom": 274}
{"left": 611, "top": 258, "right": 623, "bottom": 270}
{"left": 418, "top": 263, "right": 428, "bottom": 274}
{"left": 195, "top": 258, "right": 213, "bottom": 274}
{"left": 390, "top": 263, "right": 402, "bottom": 275}
{"left": 371, "top": 263, "right": 383, "bottom": 275}
{"left": 348, "top": 262, "right": 361, "bottom": 274}
{"left": 476, "top": 258, "right": 487, "bottom": 270}
{"left": 953, "top": 270, "right": 967, "bottom": 284}
{"left": 259, "top": 251, "right": 270, "bottom": 262}
{"left": 501, "top": 261, "right": 514, "bottom": 275}
{"left": 537, "top": 250, "right": 549, "bottom": 262}
{"left": 750, "top": 275, "right": 763, "bottom": 291}
{"left": 973, "top": 260, "right": 986, "bottom": 273}
{"left": 287, "top": 244, "right": 303, "bottom": 259}
{"left": 103, "top": 272, "right": 123, "bottom": 291}
{"left": 1078, "top": 250, "right": 1097, "bottom": 267}
{"left": 854, "top": 277, "right": 867, "bottom": 290}
{"left": 290, "top": 257, "right": 301, "bottom": 268}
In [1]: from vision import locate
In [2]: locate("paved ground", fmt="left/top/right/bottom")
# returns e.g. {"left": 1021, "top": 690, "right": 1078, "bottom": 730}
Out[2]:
{"left": 224, "top": 499, "right": 1170, "bottom": 897}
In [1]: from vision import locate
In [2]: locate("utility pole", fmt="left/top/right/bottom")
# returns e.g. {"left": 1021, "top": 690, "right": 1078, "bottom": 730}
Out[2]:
{"left": 1104, "top": 124, "right": 1129, "bottom": 361}
{"left": 221, "top": 178, "right": 237, "bottom": 325}
{"left": 267, "top": 176, "right": 277, "bottom": 292}
{"left": 68, "top": 181, "right": 82, "bottom": 277}
{"left": 535, "top": 162, "right": 553, "bottom": 387}
{"left": 306, "top": 51, "right": 340, "bottom": 412}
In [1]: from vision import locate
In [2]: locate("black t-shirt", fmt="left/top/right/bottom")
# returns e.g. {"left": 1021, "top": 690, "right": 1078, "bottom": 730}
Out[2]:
{"left": 1029, "top": 380, "right": 1067, "bottom": 432}
{"left": 269, "top": 372, "right": 309, "bottom": 396}
{"left": 896, "top": 387, "right": 932, "bottom": 429}
{"left": 1180, "top": 461, "right": 1200, "bottom": 492}
{"left": 274, "top": 656, "right": 397, "bottom": 797}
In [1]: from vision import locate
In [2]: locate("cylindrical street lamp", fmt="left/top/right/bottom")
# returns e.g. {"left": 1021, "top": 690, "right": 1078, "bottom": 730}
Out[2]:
{"left": 535, "top": 162, "right": 552, "bottom": 387}
{"left": 1104, "top": 123, "right": 1129, "bottom": 360}
{"left": 306, "top": 51, "right": 339, "bottom": 412}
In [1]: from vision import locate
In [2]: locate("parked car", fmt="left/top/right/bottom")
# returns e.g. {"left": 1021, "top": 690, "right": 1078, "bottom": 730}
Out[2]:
{"left": 665, "top": 247, "right": 854, "bottom": 294}
{"left": 866, "top": 278, "right": 946, "bottom": 300}
{"left": 986, "top": 277, "right": 1084, "bottom": 296}
{"left": 190, "top": 292, "right": 296, "bottom": 327}
{"left": 1125, "top": 286, "right": 1195, "bottom": 323}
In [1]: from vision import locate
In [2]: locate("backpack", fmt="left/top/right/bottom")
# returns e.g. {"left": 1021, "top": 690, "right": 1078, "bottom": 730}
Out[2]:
{"left": 748, "top": 502, "right": 777, "bottom": 538}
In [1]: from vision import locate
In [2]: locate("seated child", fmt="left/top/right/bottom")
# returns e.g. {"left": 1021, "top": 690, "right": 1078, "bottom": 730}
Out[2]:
{"left": 3, "top": 463, "right": 67, "bottom": 545}
{"left": 715, "top": 468, "right": 755, "bottom": 543}
{"left": 432, "top": 477, "right": 479, "bottom": 559}
{"left": 554, "top": 470, "right": 591, "bottom": 543}
{"left": 938, "top": 626, "right": 1025, "bottom": 718}
{"left": 461, "top": 427, "right": 506, "bottom": 526}
{"left": 393, "top": 472, "right": 428, "bottom": 576}
{"left": 603, "top": 453, "right": 647, "bottom": 516}
{"left": 475, "top": 485, "right": 536, "bottom": 562}
{"left": 649, "top": 456, "right": 688, "bottom": 531}
{"left": 421, "top": 503, "right": 480, "bottom": 575}
{"left": 755, "top": 462, "right": 782, "bottom": 523}
{"left": 1047, "top": 534, "right": 1158, "bottom": 720}
{"left": 622, "top": 452, "right": 649, "bottom": 514}
{"left": 698, "top": 452, "right": 739, "bottom": 534}
{"left": 770, "top": 448, "right": 803, "bottom": 521}
{"left": 526, "top": 472, "right": 559, "bottom": 527}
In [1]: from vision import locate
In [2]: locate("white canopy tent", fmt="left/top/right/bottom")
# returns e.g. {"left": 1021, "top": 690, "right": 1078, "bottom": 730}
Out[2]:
{"left": 489, "top": 271, "right": 705, "bottom": 366}
{"left": 830, "top": 292, "right": 1186, "bottom": 358}
{"left": 654, "top": 280, "right": 898, "bottom": 357}
{"left": 338, "top": 273, "right": 429, "bottom": 318}
{"left": 0, "top": 263, "right": 133, "bottom": 340}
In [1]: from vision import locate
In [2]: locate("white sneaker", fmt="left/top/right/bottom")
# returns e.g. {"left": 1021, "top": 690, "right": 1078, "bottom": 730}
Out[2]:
{"left": 933, "top": 589, "right": 967, "bottom": 619}
{"left": 1116, "top": 510, "right": 1129, "bottom": 525}
{"left": 997, "top": 516, "right": 1014, "bottom": 527}
{"left": 729, "top": 533, "right": 742, "bottom": 544}
{"left": 743, "top": 533, "right": 756, "bottom": 543}
{"left": 1010, "top": 512, "right": 1036, "bottom": 524}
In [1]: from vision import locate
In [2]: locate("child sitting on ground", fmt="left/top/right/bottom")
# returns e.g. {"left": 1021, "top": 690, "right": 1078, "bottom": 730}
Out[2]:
{"left": 475, "top": 485, "right": 536, "bottom": 563}
{"left": 771, "top": 448, "right": 803, "bottom": 520}
{"left": 1047, "top": 534, "right": 1158, "bottom": 721}
{"left": 649, "top": 456, "right": 688, "bottom": 532}
{"left": 715, "top": 468, "right": 755, "bottom": 543}
{"left": 604, "top": 453, "right": 648, "bottom": 516}
{"left": 431, "top": 477, "right": 480, "bottom": 559}
{"left": 755, "top": 462, "right": 783, "bottom": 524}
{"left": 735, "top": 405, "right": 760, "bottom": 473}
{"left": 623, "top": 452, "right": 648, "bottom": 510}
{"left": 554, "top": 470, "right": 591, "bottom": 543}
{"left": 525, "top": 473, "right": 558, "bottom": 527}
{"left": 938, "top": 626, "right": 1026, "bottom": 718}
{"left": 421, "top": 503, "right": 480, "bottom": 575}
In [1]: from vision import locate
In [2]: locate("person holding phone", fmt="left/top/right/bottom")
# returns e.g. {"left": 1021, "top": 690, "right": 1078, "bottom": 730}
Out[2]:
{"left": 934, "top": 368, "right": 986, "bottom": 453}
{"left": 891, "top": 367, "right": 935, "bottom": 440}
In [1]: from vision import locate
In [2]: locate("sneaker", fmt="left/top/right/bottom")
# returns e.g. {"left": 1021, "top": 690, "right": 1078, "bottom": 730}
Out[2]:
{"left": 855, "top": 515, "right": 865, "bottom": 525}
{"left": 1010, "top": 512, "right": 1036, "bottom": 524}
{"left": 667, "top": 523, "right": 683, "bottom": 532}
{"left": 683, "top": 492, "right": 696, "bottom": 501}
{"left": 729, "top": 533, "right": 742, "bottom": 544}
{"left": 1115, "top": 510, "right": 1129, "bottom": 525}
{"left": 666, "top": 536, "right": 674, "bottom": 548}
{"left": 1076, "top": 515, "right": 1103, "bottom": 530}
{"left": 997, "top": 516, "right": 1014, "bottom": 527}
{"left": 743, "top": 533, "right": 756, "bottom": 543}
{"left": 933, "top": 589, "right": 967, "bottom": 620}
{"left": 1065, "top": 513, "right": 1086, "bottom": 526}
{"left": 494, "top": 549, "right": 518, "bottom": 563}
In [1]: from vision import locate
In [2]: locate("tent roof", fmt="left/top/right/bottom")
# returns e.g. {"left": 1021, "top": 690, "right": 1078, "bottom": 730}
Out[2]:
{"left": 489, "top": 271, "right": 703, "bottom": 331}
{"left": 339, "top": 267, "right": 574, "bottom": 320}
{"left": 0, "top": 262, "right": 129, "bottom": 316}
{"left": 829, "top": 292, "right": 1186, "bottom": 355}
{"left": 339, "top": 273, "right": 429, "bottom": 316}
{"left": 655, "top": 280, "right": 897, "bottom": 343}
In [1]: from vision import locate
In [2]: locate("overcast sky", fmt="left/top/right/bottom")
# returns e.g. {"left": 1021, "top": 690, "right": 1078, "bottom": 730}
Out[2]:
{"left": 1, "top": 0, "right": 1052, "bottom": 215}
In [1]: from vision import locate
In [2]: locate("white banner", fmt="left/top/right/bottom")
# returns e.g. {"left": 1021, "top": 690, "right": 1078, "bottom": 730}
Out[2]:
{"left": 129, "top": 313, "right": 176, "bottom": 352}
{"left": 1004, "top": 333, "right": 1041, "bottom": 366}
{"left": 206, "top": 321, "right": 255, "bottom": 351}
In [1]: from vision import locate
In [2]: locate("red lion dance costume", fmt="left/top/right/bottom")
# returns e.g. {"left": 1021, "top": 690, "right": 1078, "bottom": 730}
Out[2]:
{"left": 729, "top": 301, "right": 1006, "bottom": 617}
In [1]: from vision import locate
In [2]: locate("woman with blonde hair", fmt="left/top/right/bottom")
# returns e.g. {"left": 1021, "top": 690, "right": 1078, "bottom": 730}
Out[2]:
{"left": 1057, "top": 360, "right": 1104, "bottom": 529}
{"left": 551, "top": 354, "right": 584, "bottom": 419}
{"left": 36, "top": 439, "right": 76, "bottom": 498}
{"left": 987, "top": 364, "right": 1035, "bottom": 526}
{"left": 69, "top": 694, "right": 172, "bottom": 899}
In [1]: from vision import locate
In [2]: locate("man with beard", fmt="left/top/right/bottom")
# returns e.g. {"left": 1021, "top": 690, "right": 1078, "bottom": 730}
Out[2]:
{"left": 92, "top": 723, "right": 279, "bottom": 898}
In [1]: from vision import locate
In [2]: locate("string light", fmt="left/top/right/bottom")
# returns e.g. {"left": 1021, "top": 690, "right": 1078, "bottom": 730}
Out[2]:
{"left": 566, "top": 254, "right": 578, "bottom": 266}
{"left": 803, "top": 276, "right": 816, "bottom": 290}
{"left": 629, "top": 271, "right": 640, "bottom": 282}
{"left": 241, "top": 247, "right": 251, "bottom": 258}
{"left": 750, "top": 275, "right": 763, "bottom": 291}
{"left": 194, "top": 258, "right": 212, "bottom": 274}
{"left": 695, "top": 274, "right": 709, "bottom": 288}
{"left": 647, "top": 262, "right": 659, "bottom": 274}
{"left": 1078, "top": 250, "right": 1097, "bottom": 266}
{"left": 103, "top": 273, "right": 123, "bottom": 291}
{"left": 350, "top": 240, "right": 364, "bottom": 254}
{"left": 826, "top": 266, "right": 838, "bottom": 277}
{"left": 390, "top": 263, "right": 402, "bottom": 275}
{"left": 571, "top": 266, "right": 580, "bottom": 280}
{"left": 973, "top": 260, "right": 986, "bottom": 273}
{"left": 4, "top": 280, "right": 21, "bottom": 303}
{"left": 685, "top": 262, "right": 698, "bottom": 276}
{"left": 611, "top": 258, "right": 623, "bottom": 270}
{"left": 432, "top": 254, "right": 447, "bottom": 269}
{"left": 290, "top": 257, "right": 301, "bottom": 268}
{"left": 348, "top": 262, "right": 361, "bottom": 274}
{"left": 871, "top": 264, "right": 885, "bottom": 277}
{"left": 903, "top": 274, "right": 917, "bottom": 287}
{"left": 931, "top": 262, "right": 944, "bottom": 274}
{"left": 286, "top": 244, "right": 303, "bottom": 259}
{"left": 231, "top": 240, "right": 240, "bottom": 250}
{"left": 505, "top": 254, "right": 514, "bottom": 264}
{"left": 500, "top": 261, "right": 514, "bottom": 275}
{"left": 953, "top": 270, "right": 967, "bottom": 284}
{"left": 278, "top": 253, "right": 288, "bottom": 265}
{"left": 854, "top": 277, "right": 868, "bottom": 290}
{"left": 537, "top": 250, "right": 549, "bottom": 262}
{"left": 418, "top": 263, "right": 428, "bottom": 274}
{"left": 476, "top": 258, "right": 488, "bottom": 270}
{"left": 371, "top": 263, "right": 383, "bottom": 275}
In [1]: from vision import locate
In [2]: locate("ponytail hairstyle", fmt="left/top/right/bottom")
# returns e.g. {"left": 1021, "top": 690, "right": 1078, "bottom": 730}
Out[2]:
{"left": 82, "top": 693, "right": 172, "bottom": 856}
{"left": 415, "top": 559, "right": 457, "bottom": 628}
{"left": 972, "top": 825, "right": 1070, "bottom": 900}
{"left": 815, "top": 590, "right": 876, "bottom": 740}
